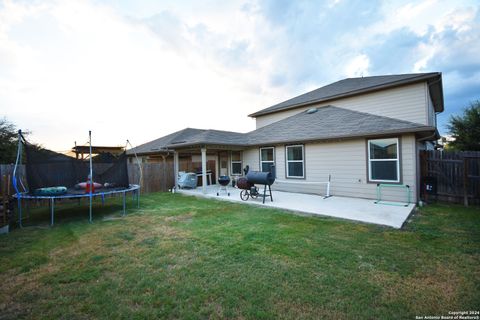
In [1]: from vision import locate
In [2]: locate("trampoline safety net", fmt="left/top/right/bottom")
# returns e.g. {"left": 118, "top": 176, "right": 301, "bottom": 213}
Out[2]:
{"left": 24, "top": 140, "right": 129, "bottom": 194}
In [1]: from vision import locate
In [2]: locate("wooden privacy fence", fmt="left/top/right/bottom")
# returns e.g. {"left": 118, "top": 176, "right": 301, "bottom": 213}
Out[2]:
{"left": 0, "top": 164, "right": 25, "bottom": 195}
{"left": 420, "top": 150, "right": 480, "bottom": 206}
{"left": 127, "top": 162, "right": 174, "bottom": 193}
{"left": 0, "top": 163, "right": 174, "bottom": 195}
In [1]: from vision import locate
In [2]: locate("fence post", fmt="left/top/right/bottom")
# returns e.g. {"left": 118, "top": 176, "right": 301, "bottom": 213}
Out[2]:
{"left": 463, "top": 157, "right": 469, "bottom": 207}
{"left": 162, "top": 155, "right": 167, "bottom": 192}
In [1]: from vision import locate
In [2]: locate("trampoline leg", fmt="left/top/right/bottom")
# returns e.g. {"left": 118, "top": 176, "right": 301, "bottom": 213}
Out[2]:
{"left": 137, "top": 190, "right": 140, "bottom": 208}
{"left": 122, "top": 191, "right": 126, "bottom": 216}
{"left": 17, "top": 197, "right": 22, "bottom": 228}
{"left": 101, "top": 194, "right": 105, "bottom": 206}
{"left": 50, "top": 198, "right": 55, "bottom": 226}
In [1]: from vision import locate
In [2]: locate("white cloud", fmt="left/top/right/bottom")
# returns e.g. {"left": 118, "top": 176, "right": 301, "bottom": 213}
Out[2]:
{"left": 1, "top": 0, "right": 479, "bottom": 148}
{"left": 344, "top": 54, "right": 370, "bottom": 78}
{"left": 327, "top": 0, "right": 342, "bottom": 8}
{"left": 0, "top": 0, "right": 286, "bottom": 150}
{"left": 434, "top": 6, "right": 477, "bottom": 33}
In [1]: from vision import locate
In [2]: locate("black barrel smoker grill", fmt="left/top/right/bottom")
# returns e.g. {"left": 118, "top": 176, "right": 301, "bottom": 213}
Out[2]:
{"left": 237, "top": 169, "right": 275, "bottom": 204}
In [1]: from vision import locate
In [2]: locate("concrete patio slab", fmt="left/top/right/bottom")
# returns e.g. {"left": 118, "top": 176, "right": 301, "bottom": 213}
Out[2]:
{"left": 177, "top": 185, "right": 415, "bottom": 228}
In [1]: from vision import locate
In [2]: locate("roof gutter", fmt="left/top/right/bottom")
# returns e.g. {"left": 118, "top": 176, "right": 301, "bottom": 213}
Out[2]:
{"left": 165, "top": 141, "right": 249, "bottom": 149}
{"left": 417, "top": 129, "right": 440, "bottom": 142}
{"left": 126, "top": 147, "right": 175, "bottom": 156}
{"left": 426, "top": 74, "right": 444, "bottom": 113}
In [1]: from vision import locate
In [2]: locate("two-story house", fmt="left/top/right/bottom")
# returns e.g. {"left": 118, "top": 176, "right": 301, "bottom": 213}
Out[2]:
{"left": 128, "top": 72, "right": 444, "bottom": 203}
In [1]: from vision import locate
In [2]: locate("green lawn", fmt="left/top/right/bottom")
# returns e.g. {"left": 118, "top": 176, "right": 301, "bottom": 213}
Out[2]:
{"left": 1, "top": 193, "right": 479, "bottom": 319}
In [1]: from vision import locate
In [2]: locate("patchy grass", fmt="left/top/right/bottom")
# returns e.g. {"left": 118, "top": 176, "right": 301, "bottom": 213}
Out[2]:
{"left": 0, "top": 193, "right": 479, "bottom": 319}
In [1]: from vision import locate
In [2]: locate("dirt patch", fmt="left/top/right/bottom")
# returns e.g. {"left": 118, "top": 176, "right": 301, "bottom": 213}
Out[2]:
{"left": 164, "top": 212, "right": 196, "bottom": 222}
{"left": 370, "top": 262, "right": 467, "bottom": 313}
{"left": 272, "top": 299, "right": 347, "bottom": 319}
{"left": 0, "top": 267, "right": 55, "bottom": 319}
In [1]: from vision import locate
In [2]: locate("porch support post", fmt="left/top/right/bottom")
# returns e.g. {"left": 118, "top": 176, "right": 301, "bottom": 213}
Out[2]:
{"left": 174, "top": 151, "right": 179, "bottom": 190}
{"left": 201, "top": 147, "right": 207, "bottom": 194}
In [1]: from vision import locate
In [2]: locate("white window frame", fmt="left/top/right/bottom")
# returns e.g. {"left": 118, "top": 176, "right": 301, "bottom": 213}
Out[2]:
{"left": 260, "top": 147, "right": 275, "bottom": 172}
{"left": 367, "top": 138, "right": 400, "bottom": 183}
{"left": 230, "top": 151, "right": 243, "bottom": 176}
{"left": 285, "top": 145, "right": 305, "bottom": 179}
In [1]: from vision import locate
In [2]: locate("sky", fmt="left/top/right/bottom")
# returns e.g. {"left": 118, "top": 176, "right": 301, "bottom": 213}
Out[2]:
{"left": 0, "top": 0, "right": 479, "bottom": 151}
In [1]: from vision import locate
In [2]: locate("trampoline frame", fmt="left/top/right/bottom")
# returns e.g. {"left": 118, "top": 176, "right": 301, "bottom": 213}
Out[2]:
{"left": 13, "top": 185, "right": 140, "bottom": 227}
{"left": 12, "top": 130, "right": 142, "bottom": 227}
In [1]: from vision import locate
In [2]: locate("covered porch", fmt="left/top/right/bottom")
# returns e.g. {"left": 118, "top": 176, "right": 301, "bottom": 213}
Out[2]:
{"left": 173, "top": 144, "right": 244, "bottom": 192}
{"left": 177, "top": 184, "right": 415, "bottom": 229}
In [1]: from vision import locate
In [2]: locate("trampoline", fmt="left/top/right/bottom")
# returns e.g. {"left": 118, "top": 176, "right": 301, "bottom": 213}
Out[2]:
{"left": 12, "top": 130, "right": 142, "bottom": 227}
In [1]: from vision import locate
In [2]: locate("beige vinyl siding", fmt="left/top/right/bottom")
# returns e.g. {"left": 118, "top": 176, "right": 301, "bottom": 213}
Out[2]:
{"left": 275, "top": 146, "right": 285, "bottom": 179}
{"left": 256, "top": 109, "right": 304, "bottom": 129}
{"left": 242, "top": 148, "right": 259, "bottom": 173}
{"left": 401, "top": 134, "right": 417, "bottom": 202}
{"left": 255, "top": 82, "right": 429, "bottom": 128}
{"left": 243, "top": 135, "right": 417, "bottom": 203}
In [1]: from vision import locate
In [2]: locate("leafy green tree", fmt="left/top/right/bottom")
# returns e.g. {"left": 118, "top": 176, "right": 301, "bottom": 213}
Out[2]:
{"left": 0, "top": 117, "right": 20, "bottom": 163}
{"left": 447, "top": 100, "right": 480, "bottom": 151}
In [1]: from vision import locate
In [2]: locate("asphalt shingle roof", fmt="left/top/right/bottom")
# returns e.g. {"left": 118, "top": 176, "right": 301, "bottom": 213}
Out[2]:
{"left": 249, "top": 72, "right": 443, "bottom": 117}
{"left": 128, "top": 106, "right": 436, "bottom": 154}
{"left": 168, "top": 129, "right": 246, "bottom": 148}
{"left": 127, "top": 128, "right": 246, "bottom": 154}
{"left": 245, "top": 105, "right": 434, "bottom": 146}
{"left": 127, "top": 128, "right": 204, "bottom": 155}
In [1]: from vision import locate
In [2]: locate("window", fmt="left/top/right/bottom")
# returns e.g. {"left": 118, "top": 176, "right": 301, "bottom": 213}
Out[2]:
{"left": 231, "top": 151, "right": 242, "bottom": 175}
{"left": 368, "top": 138, "right": 400, "bottom": 182}
{"left": 286, "top": 145, "right": 305, "bottom": 178}
{"left": 260, "top": 147, "right": 275, "bottom": 172}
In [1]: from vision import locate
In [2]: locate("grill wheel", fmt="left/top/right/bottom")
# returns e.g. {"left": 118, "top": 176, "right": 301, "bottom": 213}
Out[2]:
{"left": 240, "top": 190, "right": 249, "bottom": 201}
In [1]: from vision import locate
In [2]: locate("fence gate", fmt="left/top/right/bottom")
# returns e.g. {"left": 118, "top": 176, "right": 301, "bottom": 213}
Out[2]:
{"left": 420, "top": 150, "right": 480, "bottom": 206}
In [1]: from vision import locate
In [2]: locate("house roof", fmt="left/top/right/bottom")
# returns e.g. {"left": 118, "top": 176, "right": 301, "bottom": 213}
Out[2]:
{"left": 72, "top": 145, "right": 125, "bottom": 154}
{"left": 249, "top": 72, "right": 444, "bottom": 118}
{"left": 127, "top": 128, "right": 245, "bottom": 155}
{"left": 128, "top": 106, "right": 436, "bottom": 154}
{"left": 245, "top": 105, "right": 436, "bottom": 146}
{"left": 166, "top": 129, "right": 246, "bottom": 148}
{"left": 127, "top": 128, "right": 204, "bottom": 155}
